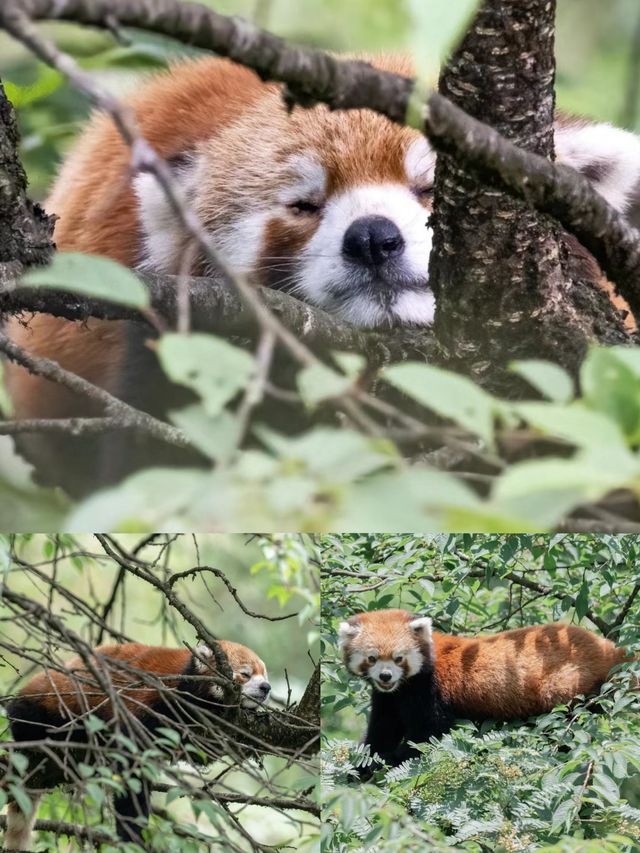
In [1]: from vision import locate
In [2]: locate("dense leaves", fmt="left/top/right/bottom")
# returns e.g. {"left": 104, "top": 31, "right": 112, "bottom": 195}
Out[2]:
{"left": 321, "top": 533, "right": 640, "bottom": 852}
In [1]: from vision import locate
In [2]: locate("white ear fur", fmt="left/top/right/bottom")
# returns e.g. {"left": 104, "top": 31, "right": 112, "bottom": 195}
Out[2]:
{"left": 134, "top": 152, "right": 199, "bottom": 273}
{"left": 554, "top": 121, "right": 640, "bottom": 216}
{"left": 409, "top": 616, "right": 432, "bottom": 641}
{"left": 338, "top": 621, "right": 360, "bottom": 647}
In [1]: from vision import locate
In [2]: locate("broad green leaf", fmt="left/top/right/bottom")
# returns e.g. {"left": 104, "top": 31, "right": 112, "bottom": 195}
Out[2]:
{"left": 340, "top": 467, "right": 478, "bottom": 531}
{"left": 384, "top": 362, "right": 496, "bottom": 444}
{"left": 581, "top": 347, "right": 640, "bottom": 444}
{"left": 158, "top": 333, "right": 254, "bottom": 416}
{"left": 23, "top": 252, "right": 149, "bottom": 308}
{"left": 510, "top": 359, "right": 575, "bottom": 404}
{"left": 491, "top": 445, "right": 640, "bottom": 528}
{"left": 407, "top": 0, "right": 480, "bottom": 80}
{"left": 297, "top": 363, "right": 351, "bottom": 406}
{"left": 170, "top": 404, "right": 239, "bottom": 462}
{"left": 515, "top": 402, "right": 625, "bottom": 449}
{"left": 4, "top": 66, "right": 63, "bottom": 108}
{"left": 66, "top": 468, "right": 212, "bottom": 531}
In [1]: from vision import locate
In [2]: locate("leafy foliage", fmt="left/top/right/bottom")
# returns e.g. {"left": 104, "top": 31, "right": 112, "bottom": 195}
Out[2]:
{"left": 321, "top": 533, "right": 640, "bottom": 852}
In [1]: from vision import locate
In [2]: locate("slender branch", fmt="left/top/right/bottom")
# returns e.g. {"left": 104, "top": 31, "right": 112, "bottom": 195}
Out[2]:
{"left": 425, "top": 93, "right": 640, "bottom": 322}
{"left": 4, "top": 0, "right": 414, "bottom": 123}
{"left": 0, "top": 815, "right": 113, "bottom": 845}
{"left": 168, "top": 565, "right": 298, "bottom": 621}
{"left": 0, "top": 332, "right": 190, "bottom": 449}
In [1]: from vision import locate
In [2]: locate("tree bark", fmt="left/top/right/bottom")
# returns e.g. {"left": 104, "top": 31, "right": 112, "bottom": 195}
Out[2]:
{"left": 0, "top": 80, "right": 54, "bottom": 266}
{"left": 429, "top": 0, "right": 628, "bottom": 393}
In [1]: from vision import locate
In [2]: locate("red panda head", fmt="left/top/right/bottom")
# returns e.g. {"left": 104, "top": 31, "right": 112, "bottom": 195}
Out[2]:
{"left": 135, "top": 54, "right": 435, "bottom": 328}
{"left": 338, "top": 608, "right": 433, "bottom": 692}
{"left": 196, "top": 640, "right": 271, "bottom": 707}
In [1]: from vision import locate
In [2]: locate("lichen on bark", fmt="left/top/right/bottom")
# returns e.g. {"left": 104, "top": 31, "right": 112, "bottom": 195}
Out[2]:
{"left": 429, "top": 0, "right": 630, "bottom": 393}
{"left": 0, "top": 79, "right": 55, "bottom": 267}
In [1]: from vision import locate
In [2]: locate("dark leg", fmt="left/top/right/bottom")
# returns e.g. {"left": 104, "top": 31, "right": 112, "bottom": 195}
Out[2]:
{"left": 114, "top": 776, "right": 151, "bottom": 847}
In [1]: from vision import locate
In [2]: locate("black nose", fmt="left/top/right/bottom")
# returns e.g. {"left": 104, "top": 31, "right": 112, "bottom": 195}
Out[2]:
{"left": 379, "top": 672, "right": 392, "bottom": 683}
{"left": 260, "top": 682, "right": 271, "bottom": 694}
{"left": 342, "top": 216, "right": 405, "bottom": 267}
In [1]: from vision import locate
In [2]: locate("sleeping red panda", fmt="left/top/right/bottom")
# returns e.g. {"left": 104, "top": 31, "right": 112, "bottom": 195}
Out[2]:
{"left": 339, "top": 609, "right": 633, "bottom": 771}
{"left": 3, "top": 640, "right": 270, "bottom": 850}
{"left": 5, "top": 54, "right": 640, "bottom": 492}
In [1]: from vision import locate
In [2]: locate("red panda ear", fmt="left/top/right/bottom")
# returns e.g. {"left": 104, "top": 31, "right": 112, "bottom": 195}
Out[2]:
{"left": 555, "top": 120, "right": 640, "bottom": 228}
{"left": 409, "top": 616, "right": 432, "bottom": 640}
{"left": 338, "top": 620, "right": 361, "bottom": 647}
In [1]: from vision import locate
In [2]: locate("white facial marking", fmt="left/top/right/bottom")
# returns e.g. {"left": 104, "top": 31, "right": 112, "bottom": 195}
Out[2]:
{"left": 405, "top": 136, "right": 436, "bottom": 189}
{"left": 135, "top": 169, "right": 193, "bottom": 273}
{"left": 368, "top": 657, "right": 405, "bottom": 692}
{"left": 208, "top": 209, "right": 271, "bottom": 274}
{"left": 277, "top": 154, "right": 327, "bottom": 206}
{"left": 241, "top": 669, "right": 271, "bottom": 707}
{"left": 555, "top": 122, "right": 640, "bottom": 214}
{"left": 298, "top": 183, "right": 433, "bottom": 327}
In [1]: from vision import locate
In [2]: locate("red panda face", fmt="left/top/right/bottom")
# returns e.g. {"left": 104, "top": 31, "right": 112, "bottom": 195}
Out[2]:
{"left": 338, "top": 609, "right": 432, "bottom": 692}
{"left": 196, "top": 641, "right": 271, "bottom": 707}
{"left": 134, "top": 56, "right": 436, "bottom": 328}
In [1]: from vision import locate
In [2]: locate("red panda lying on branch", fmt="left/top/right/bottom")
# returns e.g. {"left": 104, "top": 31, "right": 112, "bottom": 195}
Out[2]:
{"left": 5, "top": 54, "right": 640, "bottom": 494}
{"left": 4, "top": 640, "right": 270, "bottom": 850}
{"left": 339, "top": 609, "right": 633, "bottom": 772}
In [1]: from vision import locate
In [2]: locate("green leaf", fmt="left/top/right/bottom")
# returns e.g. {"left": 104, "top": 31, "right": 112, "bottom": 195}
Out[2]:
{"left": 170, "top": 405, "right": 239, "bottom": 462}
{"left": 22, "top": 253, "right": 150, "bottom": 308}
{"left": 158, "top": 333, "right": 254, "bottom": 416}
{"left": 4, "top": 65, "right": 64, "bottom": 108}
{"left": 581, "top": 347, "right": 640, "bottom": 444}
{"left": 384, "top": 362, "right": 496, "bottom": 444}
{"left": 297, "top": 363, "right": 351, "bottom": 406}
{"left": 510, "top": 359, "right": 575, "bottom": 403}
{"left": 66, "top": 468, "right": 212, "bottom": 531}
{"left": 491, "top": 445, "right": 640, "bottom": 528}
{"left": 515, "top": 402, "right": 625, "bottom": 449}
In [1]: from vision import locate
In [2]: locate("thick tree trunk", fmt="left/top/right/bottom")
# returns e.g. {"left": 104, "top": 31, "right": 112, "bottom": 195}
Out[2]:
{"left": 429, "top": 0, "right": 629, "bottom": 393}
{"left": 0, "top": 80, "right": 54, "bottom": 267}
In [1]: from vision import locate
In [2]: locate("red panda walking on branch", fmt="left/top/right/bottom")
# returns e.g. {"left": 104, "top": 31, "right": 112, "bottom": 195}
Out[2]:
{"left": 339, "top": 609, "right": 632, "bottom": 772}
{"left": 5, "top": 55, "right": 640, "bottom": 491}
{"left": 3, "top": 640, "right": 270, "bottom": 850}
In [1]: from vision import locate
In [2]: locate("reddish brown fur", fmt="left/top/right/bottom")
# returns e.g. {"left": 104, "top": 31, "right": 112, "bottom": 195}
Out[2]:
{"left": 343, "top": 609, "right": 632, "bottom": 718}
{"left": 5, "top": 53, "right": 633, "bottom": 424}
{"left": 17, "top": 641, "right": 265, "bottom": 719}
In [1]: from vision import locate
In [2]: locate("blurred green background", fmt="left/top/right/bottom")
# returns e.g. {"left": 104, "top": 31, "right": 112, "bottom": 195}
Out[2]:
{"left": 0, "top": 0, "right": 637, "bottom": 200}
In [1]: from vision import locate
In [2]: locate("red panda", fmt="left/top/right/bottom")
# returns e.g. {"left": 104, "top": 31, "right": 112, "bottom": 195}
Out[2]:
{"left": 5, "top": 54, "right": 640, "bottom": 492}
{"left": 3, "top": 640, "right": 270, "bottom": 850}
{"left": 339, "top": 609, "right": 633, "bottom": 771}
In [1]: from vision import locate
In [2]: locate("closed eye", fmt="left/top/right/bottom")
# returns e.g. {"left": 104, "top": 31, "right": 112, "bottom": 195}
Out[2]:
{"left": 412, "top": 186, "right": 434, "bottom": 200}
{"left": 394, "top": 655, "right": 404, "bottom": 664}
{"left": 367, "top": 655, "right": 377, "bottom": 664}
{"left": 288, "top": 200, "right": 323, "bottom": 215}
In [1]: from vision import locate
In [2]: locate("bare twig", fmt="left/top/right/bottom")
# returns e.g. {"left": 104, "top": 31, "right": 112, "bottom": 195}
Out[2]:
{"left": 0, "top": 332, "right": 189, "bottom": 449}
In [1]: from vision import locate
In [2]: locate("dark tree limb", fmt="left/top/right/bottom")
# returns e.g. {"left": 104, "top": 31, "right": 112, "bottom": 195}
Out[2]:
{"left": 429, "top": 0, "right": 631, "bottom": 391}
{"left": 0, "top": 81, "right": 54, "bottom": 268}
{"left": 0, "top": 271, "right": 440, "bottom": 365}
{"left": 425, "top": 94, "right": 640, "bottom": 329}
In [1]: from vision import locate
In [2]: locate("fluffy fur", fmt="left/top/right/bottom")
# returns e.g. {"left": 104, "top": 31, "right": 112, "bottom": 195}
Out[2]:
{"left": 4, "top": 641, "right": 269, "bottom": 850}
{"left": 339, "top": 609, "right": 631, "bottom": 769}
{"left": 5, "top": 54, "right": 640, "bottom": 490}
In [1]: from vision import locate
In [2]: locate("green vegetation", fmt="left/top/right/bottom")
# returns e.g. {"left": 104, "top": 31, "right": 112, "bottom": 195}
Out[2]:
{"left": 321, "top": 533, "right": 640, "bottom": 852}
